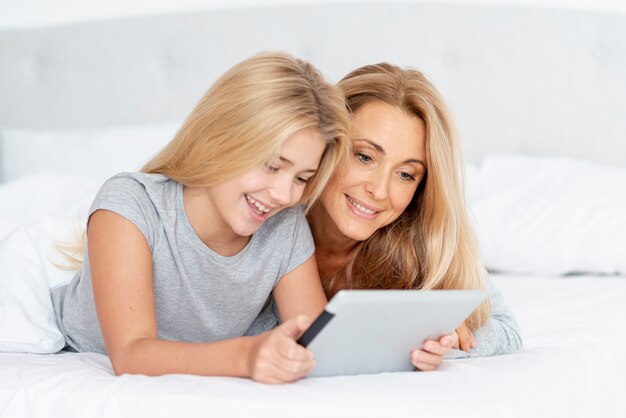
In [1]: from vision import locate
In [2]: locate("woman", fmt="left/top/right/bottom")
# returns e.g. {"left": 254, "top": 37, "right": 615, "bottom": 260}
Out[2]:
{"left": 249, "top": 62, "right": 522, "bottom": 371}
{"left": 51, "top": 52, "right": 351, "bottom": 383}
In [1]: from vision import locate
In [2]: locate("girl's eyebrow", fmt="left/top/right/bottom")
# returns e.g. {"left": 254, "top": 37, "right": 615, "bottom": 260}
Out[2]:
{"left": 353, "top": 138, "right": 426, "bottom": 169}
{"left": 279, "top": 156, "right": 317, "bottom": 173}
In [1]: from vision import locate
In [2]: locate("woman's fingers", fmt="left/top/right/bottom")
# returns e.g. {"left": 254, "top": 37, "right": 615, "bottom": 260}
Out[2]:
{"left": 411, "top": 349, "right": 444, "bottom": 371}
{"left": 424, "top": 335, "right": 455, "bottom": 356}
{"left": 455, "top": 323, "right": 475, "bottom": 352}
{"left": 410, "top": 333, "right": 457, "bottom": 371}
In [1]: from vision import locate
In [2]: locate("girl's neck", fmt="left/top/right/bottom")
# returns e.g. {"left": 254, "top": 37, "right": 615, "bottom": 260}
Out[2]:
{"left": 183, "top": 185, "right": 250, "bottom": 256}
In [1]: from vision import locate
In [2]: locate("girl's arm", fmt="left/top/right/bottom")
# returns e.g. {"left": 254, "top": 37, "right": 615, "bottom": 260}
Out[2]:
{"left": 89, "top": 209, "right": 314, "bottom": 383}
{"left": 271, "top": 254, "right": 327, "bottom": 322}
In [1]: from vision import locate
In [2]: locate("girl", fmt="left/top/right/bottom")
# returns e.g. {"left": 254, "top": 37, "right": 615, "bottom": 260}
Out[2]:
{"left": 51, "top": 52, "right": 350, "bottom": 384}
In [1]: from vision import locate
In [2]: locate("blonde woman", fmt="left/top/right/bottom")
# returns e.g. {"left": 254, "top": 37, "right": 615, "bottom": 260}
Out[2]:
{"left": 250, "top": 63, "right": 522, "bottom": 371}
{"left": 51, "top": 52, "right": 350, "bottom": 384}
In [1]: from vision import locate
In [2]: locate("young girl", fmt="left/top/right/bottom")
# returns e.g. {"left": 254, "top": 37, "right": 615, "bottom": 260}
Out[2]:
{"left": 51, "top": 52, "right": 350, "bottom": 384}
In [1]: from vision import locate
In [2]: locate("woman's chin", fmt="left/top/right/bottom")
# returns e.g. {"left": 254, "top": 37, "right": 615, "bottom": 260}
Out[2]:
{"left": 338, "top": 223, "right": 377, "bottom": 242}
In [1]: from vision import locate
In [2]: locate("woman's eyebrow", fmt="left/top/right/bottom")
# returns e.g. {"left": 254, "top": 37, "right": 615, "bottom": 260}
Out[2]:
{"left": 354, "top": 138, "right": 385, "bottom": 154}
{"left": 354, "top": 138, "right": 426, "bottom": 169}
{"left": 405, "top": 158, "right": 426, "bottom": 169}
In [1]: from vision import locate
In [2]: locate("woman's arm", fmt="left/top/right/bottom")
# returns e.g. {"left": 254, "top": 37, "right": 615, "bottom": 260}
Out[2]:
{"left": 446, "top": 276, "right": 523, "bottom": 359}
{"left": 410, "top": 277, "right": 523, "bottom": 367}
{"left": 89, "top": 209, "right": 314, "bottom": 382}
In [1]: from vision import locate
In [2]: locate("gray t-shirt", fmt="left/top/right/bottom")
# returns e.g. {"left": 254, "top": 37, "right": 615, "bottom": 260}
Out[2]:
{"left": 51, "top": 172, "right": 315, "bottom": 354}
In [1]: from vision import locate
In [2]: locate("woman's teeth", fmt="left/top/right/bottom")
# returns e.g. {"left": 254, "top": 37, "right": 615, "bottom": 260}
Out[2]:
{"left": 246, "top": 195, "right": 271, "bottom": 215}
{"left": 347, "top": 196, "right": 377, "bottom": 215}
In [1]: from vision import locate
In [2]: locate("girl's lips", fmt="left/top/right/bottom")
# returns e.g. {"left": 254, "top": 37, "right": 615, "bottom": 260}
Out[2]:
{"left": 245, "top": 195, "right": 273, "bottom": 222}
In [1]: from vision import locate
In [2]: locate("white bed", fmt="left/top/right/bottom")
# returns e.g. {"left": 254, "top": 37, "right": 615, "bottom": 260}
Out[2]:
{"left": 1, "top": 272, "right": 625, "bottom": 418}
{"left": 1, "top": 1, "right": 625, "bottom": 417}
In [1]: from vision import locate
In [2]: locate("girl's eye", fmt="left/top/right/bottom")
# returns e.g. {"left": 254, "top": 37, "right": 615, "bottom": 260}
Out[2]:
{"left": 295, "top": 177, "right": 309, "bottom": 185}
{"left": 264, "top": 164, "right": 280, "bottom": 173}
{"left": 355, "top": 152, "right": 373, "bottom": 164}
{"left": 399, "top": 171, "right": 416, "bottom": 182}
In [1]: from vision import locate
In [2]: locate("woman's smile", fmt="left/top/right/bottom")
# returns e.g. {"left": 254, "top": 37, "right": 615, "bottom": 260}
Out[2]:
{"left": 345, "top": 194, "right": 381, "bottom": 219}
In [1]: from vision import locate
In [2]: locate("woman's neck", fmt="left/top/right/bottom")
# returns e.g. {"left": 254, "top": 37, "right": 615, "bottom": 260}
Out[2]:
{"left": 308, "top": 204, "right": 360, "bottom": 282}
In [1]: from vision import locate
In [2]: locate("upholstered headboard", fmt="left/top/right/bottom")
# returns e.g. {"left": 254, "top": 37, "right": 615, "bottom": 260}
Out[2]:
{"left": 1, "top": 2, "right": 625, "bottom": 182}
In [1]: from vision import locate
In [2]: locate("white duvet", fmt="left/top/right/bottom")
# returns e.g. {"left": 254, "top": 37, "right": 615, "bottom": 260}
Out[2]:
{"left": 1, "top": 274, "right": 625, "bottom": 418}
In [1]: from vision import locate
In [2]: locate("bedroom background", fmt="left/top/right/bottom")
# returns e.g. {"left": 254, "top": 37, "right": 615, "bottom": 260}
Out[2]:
{"left": 0, "top": 1, "right": 625, "bottom": 417}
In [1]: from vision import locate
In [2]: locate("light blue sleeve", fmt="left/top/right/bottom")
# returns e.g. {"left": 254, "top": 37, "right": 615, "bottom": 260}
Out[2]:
{"left": 447, "top": 276, "right": 523, "bottom": 359}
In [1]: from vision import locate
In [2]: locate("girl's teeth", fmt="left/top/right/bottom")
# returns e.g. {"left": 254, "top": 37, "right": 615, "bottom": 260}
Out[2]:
{"left": 246, "top": 196, "right": 270, "bottom": 214}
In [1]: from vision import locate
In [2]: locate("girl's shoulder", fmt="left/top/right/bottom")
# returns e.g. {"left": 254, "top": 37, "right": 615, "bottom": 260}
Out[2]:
{"left": 89, "top": 173, "right": 179, "bottom": 247}
{"left": 96, "top": 172, "right": 176, "bottom": 205}
{"left": 254, "top": 204, "right": 312, "bottom": 251}
{"left": 260, "top": 205, "right": 307, "bottom": 232}
{"left": 104, "top": 171, "right": 171, "bottom": 190}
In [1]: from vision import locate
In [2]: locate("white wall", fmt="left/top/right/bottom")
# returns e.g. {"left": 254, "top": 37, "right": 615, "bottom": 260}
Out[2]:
{"left": 1, "top": 0, "right": 626, "bottom": 28}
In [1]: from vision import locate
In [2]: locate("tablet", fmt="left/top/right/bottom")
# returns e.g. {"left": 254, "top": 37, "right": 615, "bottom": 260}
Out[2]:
{"left": 298, "top": 289, "right": 487, "bottom": 377}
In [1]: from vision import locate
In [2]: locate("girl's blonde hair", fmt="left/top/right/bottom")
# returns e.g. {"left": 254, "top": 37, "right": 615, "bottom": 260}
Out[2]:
{"left": 59, "top": 52, "right": 350, "bottom": 269}
{"left": 143, "top": 51, "right": 350, "bottom": 207}
{"left": 324, "top": 63, "right": 489, "bottom": 329}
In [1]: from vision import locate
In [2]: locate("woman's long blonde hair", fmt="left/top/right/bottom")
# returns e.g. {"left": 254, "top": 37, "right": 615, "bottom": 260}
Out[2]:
{"left": 326, "top": 63, "right": 489, "bottom": 329}
{"left": 59, "top": 52, "right": 350, "bottom": 269}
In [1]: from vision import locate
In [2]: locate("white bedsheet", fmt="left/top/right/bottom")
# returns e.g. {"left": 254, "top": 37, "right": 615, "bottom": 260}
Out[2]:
{"left": 1, "top": 274, "right": 625, "bottom": 418}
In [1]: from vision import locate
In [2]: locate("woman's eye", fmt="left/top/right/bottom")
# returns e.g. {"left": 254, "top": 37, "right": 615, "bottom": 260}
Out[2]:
{"left": 399, "top": 171, "right": 416, "bottom": 182}
{"left": 264, "top": 164, "right": 280, "bottom": 173}
{"left": 355, "top": 152, "right": 373, "bottom": 164}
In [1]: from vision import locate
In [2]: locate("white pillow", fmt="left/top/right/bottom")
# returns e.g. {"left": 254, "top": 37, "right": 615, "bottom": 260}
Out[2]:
{"left": 0, "top": 174, "right": 95, "bottom": 353}
{"left": 0, "top": 122, "right": 180, "bottom": 183}
{"left": 0, "top": 215, "right": 83, "bottom": 353}
{"left": 0, "top": 174, "right": 100, "bottom": 228}
{"left": 470, "top": 154, "right": 626, "bottom": 275}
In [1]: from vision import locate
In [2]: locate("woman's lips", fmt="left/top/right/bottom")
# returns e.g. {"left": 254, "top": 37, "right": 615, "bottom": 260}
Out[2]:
{"left": 345, "top": 194, "right": 381, "bottom": 219}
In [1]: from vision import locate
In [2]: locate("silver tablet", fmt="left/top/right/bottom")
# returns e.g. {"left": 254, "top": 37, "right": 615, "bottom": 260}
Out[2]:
{"left": 298, "top": 289, "right": 487, "bottom": 377}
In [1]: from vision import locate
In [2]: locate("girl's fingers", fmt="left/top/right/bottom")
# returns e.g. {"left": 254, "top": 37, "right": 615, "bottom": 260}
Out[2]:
{"left": 253, "top": 329, "right": 315, "bottom": 382}
{"left": 278, "top": 338, "right": 314, "bottom": 362}
{"left": 277, "top": 357, "right": 316, "bottom": 377}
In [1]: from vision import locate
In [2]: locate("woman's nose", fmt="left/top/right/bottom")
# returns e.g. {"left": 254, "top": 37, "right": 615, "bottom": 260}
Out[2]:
{"left": 364, "top": 170, "right": 390, "bottom": 201}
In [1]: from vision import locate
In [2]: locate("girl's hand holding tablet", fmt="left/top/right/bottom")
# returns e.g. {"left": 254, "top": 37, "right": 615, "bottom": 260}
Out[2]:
{"left": 247, "top": 315, "right": 314, "bottom": 384}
